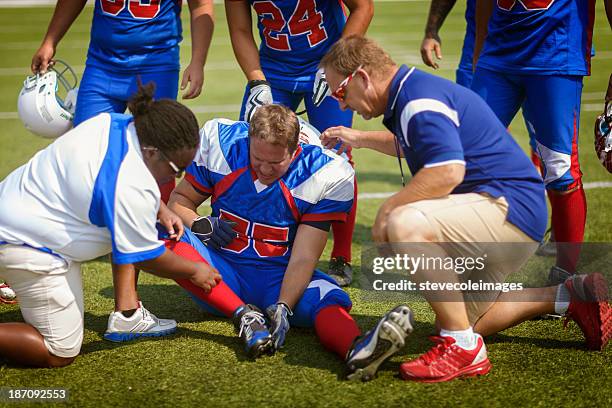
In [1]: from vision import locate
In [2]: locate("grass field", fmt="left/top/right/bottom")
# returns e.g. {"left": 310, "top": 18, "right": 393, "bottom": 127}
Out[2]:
{"left": 1, "top": 2, "right": 611, "bottom": 406}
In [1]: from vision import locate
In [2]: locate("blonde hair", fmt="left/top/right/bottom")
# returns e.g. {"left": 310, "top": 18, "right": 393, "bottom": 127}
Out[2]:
{"left": 249, "top": 104, "right": 300, "bottom": 153}
{"left": 320, "top": 35, "right": 395, "bottom": 78}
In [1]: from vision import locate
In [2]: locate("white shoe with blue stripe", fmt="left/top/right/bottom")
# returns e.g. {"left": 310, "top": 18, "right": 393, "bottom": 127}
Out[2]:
{"left": 104, "top": 302, "right": 177, "bottom": 342}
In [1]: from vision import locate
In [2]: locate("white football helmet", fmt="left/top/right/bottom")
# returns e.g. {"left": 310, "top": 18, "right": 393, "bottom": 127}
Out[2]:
{"left": 17, "top": 60, "right": 78, "bottom": 139}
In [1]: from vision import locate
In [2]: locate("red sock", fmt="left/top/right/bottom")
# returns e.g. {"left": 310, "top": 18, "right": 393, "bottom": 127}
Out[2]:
{"left": 165, "top": 240, "right": 244, "bottom": 317}
{"left": 314, "top": 305, "right": 361, "bottom": 358}
{"left": 549, "top": 187, "right": 587, "bottom": 273}
{"left": 331, "top": 175, "right": 357, "bottom": 262}
{"left": 159, "top": 179, "right": 176, "bottom": 204}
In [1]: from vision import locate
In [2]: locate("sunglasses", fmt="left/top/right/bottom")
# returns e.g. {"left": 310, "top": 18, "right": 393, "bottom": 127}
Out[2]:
{"left": 331, "top": 65, "right": 363, "bottom": 102}
{"left": 142, "top": 147, "right": 185, "bottom": 177}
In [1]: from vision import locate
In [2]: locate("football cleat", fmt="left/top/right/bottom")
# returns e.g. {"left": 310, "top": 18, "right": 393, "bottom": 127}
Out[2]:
{"left": 563, "top": 273, "right": 612, "bottom": 351}
{"left": 328, "top": 256, "right": 353, "bottom": 287}
{"left": 104, "top": 302, "right": 177, "bottom": 342}
{"left": 0, "top": 283, "right": 17, "bottom": 305}
{"left": 594, "top": 101, "right": 612, "bottom": 173}
{"left": 346, "top": 305, "right": 414, "bottom": 381}
{"left": 400, "top": 335, "right": 491, "bottom": 383}
{"left": 233, "top": 304, "right": 274, "bottom": 358}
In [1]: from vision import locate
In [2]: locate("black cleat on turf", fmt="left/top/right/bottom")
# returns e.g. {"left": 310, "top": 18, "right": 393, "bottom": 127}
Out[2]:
{"left": 345, "top": 305, "right": 414, "bottom": 381}
{"left": 328, "top": 256, "right": 353, "bottom": 287}
{"left": 233, "top": 304, "right": 274, "bottom": 358}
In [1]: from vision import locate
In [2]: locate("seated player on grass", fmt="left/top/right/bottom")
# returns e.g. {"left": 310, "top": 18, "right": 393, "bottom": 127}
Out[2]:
{"left": 166, "top": 104, "right": 414, "bottom": 381}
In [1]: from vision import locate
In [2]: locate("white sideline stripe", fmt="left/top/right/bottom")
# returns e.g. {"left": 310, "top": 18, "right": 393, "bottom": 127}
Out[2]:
{"left": 0, "top": 104, "right": 241, "bottom": 119}
{"left": 0, "top": 102, "right": 608, "bottom": 118}
{"left": 358, "top": 181, "right": 612, "bottom": 200}
{"left": 0, "top": 61, "right": 240, "bottom": 76}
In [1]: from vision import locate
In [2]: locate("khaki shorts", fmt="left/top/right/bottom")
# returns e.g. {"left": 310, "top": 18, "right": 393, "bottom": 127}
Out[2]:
{"left": 0, "top": 245, "right": 84, "bottom": 358}
{"left": 403, "top": 193, "right": 538, "bottom": 324}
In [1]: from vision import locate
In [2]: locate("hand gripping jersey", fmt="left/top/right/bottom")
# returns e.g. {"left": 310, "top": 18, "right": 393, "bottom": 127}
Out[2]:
{"left": 88, "top": 0, "right": 183, "bottom": 73}
{"left": 185, "top": 119, "right": 354, "bottom": 271}
{"left": 249, "top": 0, "right": 347, "bottom": 81}
{"left": 0, "top": 114, "right": 163, "bottom": 264}
{"left": 478, "top": 0, "right": 595, "bottom": 75}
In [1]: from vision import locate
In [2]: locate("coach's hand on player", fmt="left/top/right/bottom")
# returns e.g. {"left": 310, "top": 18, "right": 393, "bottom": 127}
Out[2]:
{"left": 244, "top": 80, "right": 273, "bottom": 122}
{"left": 312, "top": 68, "right": 331, "bottom": 107}
{"left": 31, "top": 42, "right": 56, "bottom": 74}
{"left": 181, "top": 62, "right": 204, "bottom": 99}
{"left": 192, "top": 216, "right": 238, "bottom": 249}
{"left": 190, "top": 262, "right": 222, "bottom": 293}
{"left": 320, "top": 126, "right": 362, "bottom": 155}
{"left": 266, "top": 302, "right": 292, "bottom": 349}
{"left": 420, "top": 35, "right": 442, "bottom": 69}
{"left": 158, "top": 202, "right": 184, "bottom": 241}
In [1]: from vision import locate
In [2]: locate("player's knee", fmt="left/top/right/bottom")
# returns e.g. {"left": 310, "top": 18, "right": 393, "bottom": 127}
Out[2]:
{"left": 386, "top": 206, "right": 436, "bottom": 242}
{"left": 46, "top": 354, "right": 76, "bottom": 368}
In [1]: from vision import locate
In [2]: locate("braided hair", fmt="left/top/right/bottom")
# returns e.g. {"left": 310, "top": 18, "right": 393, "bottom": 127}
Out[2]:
{"left": 127, "top": 81, "right": 199, "bottom": 153}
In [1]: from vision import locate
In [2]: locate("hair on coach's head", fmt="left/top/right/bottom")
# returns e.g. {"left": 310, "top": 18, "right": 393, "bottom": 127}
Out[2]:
{"left": 128, "top": 80, "right": 200, "bottom": 152}
{"left": 320, "top": 35, "right": 395, "bottom": 78}
{"left": 249, "top": 104, "right": 300, "bottom": 153}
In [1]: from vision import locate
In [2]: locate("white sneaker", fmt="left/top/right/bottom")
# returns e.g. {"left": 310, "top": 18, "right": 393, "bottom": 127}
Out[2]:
{"left": 104, "top": 302, "right": 177, "bottom": 342}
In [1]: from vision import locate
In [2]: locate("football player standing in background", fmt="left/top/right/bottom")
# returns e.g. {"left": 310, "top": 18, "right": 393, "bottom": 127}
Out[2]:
{"left": 30, "top": 0, "right": 215, "bottom": 342}
{"left": 224, "top": 0, "right": 374, "bottom": 286}
{"left": 420, "top": 0, "right": 557, "bottom": 258}
{"left": 472, "top": 0, "right": 612, "bottom": 284}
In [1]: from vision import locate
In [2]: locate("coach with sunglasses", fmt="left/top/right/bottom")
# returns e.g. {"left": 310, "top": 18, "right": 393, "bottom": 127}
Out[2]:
{"left": 318, "top": 36, "right": 562, "bottom": 382}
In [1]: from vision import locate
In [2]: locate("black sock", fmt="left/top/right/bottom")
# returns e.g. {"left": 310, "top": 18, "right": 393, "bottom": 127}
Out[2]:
{"left": 121, "top": 309, "right": 137, "bottom": 318}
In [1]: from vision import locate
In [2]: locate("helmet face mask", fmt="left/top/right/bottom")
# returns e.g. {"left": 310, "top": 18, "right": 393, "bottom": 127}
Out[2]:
{"left": 17, "top": 60, "right": 78, "bottom": 139}
{"left": 594, "top": 101, "right": 612, "bottom": 173}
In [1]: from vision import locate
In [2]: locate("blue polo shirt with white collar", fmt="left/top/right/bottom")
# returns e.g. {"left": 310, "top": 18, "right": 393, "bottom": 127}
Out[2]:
{"left": 382, "top": 65, "right": 547, "bottom": 242}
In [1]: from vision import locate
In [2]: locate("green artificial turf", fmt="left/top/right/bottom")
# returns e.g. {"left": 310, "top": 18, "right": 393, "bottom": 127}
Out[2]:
{"left": 0, "top": 2, "right": 611, "bottom": 407}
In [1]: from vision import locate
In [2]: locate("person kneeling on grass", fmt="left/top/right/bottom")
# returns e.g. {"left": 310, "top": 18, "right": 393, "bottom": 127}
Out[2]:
{"left": 0, "top": 83, "right": 220, "bottom": 368}
{"left": 318, "top": 35, "right": 612, "bottom": 383}
{"left": 166, "top": 104, "right": 414, "bottom": 381}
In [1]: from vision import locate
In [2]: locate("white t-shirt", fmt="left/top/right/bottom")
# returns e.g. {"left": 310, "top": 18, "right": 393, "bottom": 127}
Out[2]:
{"left": 0, "top": 113, "right": 164, "bottom": 264}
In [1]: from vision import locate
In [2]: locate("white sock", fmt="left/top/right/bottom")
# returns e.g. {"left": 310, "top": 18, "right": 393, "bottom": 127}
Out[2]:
{"left": 555, "top": 284, "right": 571, "bottom": 315}
{"left": 440, "top": 327, "right": 477, "bottom": 350}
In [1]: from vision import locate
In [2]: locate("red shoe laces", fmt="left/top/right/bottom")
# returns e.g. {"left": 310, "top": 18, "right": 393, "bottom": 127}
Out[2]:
{"left": 420, "top": 336, "right": 455, "bottom": 365}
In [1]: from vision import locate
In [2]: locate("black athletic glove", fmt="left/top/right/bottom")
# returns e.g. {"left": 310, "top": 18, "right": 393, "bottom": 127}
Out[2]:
{"left": 191, "top": 216, "right": 237, "bottom": 249}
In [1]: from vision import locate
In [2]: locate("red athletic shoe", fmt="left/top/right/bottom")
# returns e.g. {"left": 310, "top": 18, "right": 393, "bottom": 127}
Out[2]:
{"left": 400, "top": 335, "right": 491, "bottom": 383}
{"left": 564, "top": 273, "right": 612, "bottom": 351}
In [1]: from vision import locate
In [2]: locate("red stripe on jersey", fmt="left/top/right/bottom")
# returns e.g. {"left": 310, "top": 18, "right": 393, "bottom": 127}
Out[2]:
{"left": 279, "top": 180, "right": 301, "bottom": 222}
{"left": 212, "top": 167, "right": 248, "bottom": 204}
{"left": 290, "top": 145, "right": 303, "bottom": 164}
{"left": 185, "top": 173, "right": 213, "bottom": 195}
{"left": 302, "top": 212, "right": 347, "bottom": 222}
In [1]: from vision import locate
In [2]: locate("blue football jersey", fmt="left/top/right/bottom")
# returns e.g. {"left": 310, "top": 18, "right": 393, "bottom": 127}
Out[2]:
{"left": 383, "top": 66, "right": 547, "bottom": 242}
{"left": 185, "top": 119, "right": 354, "bottom": 270}
{"left": 88, "top": 0, "right": 183, "bottom": 73}
{"left": 477, "top": 0, "right": 595, "bottom": 75}
{"left": 248, "top": 0, "right": 346, "bottom": 81}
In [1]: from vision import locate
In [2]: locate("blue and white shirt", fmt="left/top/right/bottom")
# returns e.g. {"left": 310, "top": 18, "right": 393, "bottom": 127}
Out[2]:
{"left": 383, "top": 66, "right": 547, "bottom": 241}
{"left": 0, "top": 113, "right": 164, "bottom": 264}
